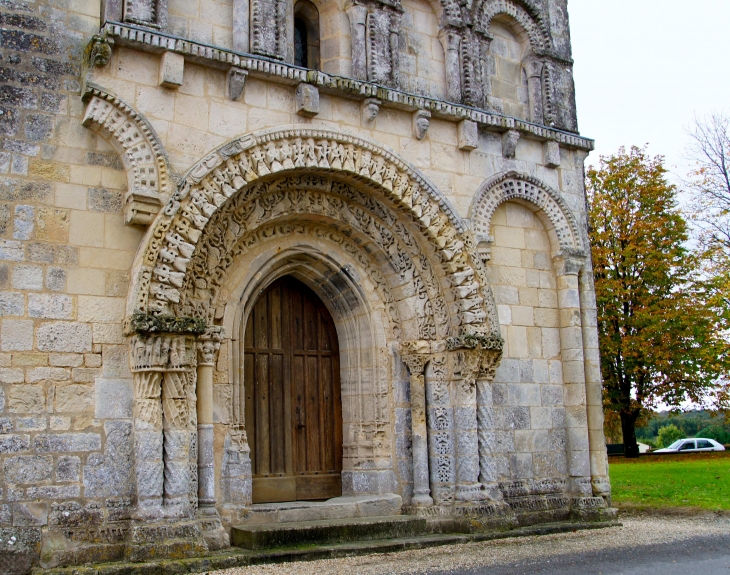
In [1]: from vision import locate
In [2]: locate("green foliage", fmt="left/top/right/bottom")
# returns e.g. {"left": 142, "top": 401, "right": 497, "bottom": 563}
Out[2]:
{"left": 610, "top": 454, "right": 730, "bottom": 510}
{"left": 636, "top": 410, "right": 730, "bottom": 442}
{"left": 587, "top": 146, "right": 730, "bottom": 455}
{"left": 657, "top": 424, "right": 684, "bottom": 447}
{"left": 697, "top": 425, "right": 730, "bottom": 444}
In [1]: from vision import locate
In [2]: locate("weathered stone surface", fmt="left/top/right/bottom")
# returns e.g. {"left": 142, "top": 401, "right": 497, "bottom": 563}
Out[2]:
{"left": 28, "top": 293, "right": 73, "bottom": 319}
{"left": 13, "top": 205, "right": 34, "bottom": 240}
{"left": 36, "top": 322, "right": 92, "bottom": 352}
{"left": 8, "top": 385, "right": 44, "bottom": 414}
{"left": 34, "top": 433, "right": 101, "bottom": 453}
{"left": 0, "top": 434, "right": 30, "bottom": 454}
{"left": 83, "top": 421, "right": 133, "bottom": 498}
{"left": 0, "top": 292, "right": 25, "bottom": 316}
{"left": 3, "top": 455, "right": 53, "bottom": 484}
{"left": 88, "top": 188, "right": 123, "bottom": 213}
{"left": 56, "top": 456, "right": 80, "bottom": 483}
{"left": 0, "top": 526, "right": 41, "bottom": 575}
{"left": 95, "top": 378, "right": 133, "bottom": 419}
{"left": 55, "top": 384, "right": 94, "bottom": 413}
{"left": 1, "top": 319, "right": 34, "bottom": 351}
{"left": 159, "top": 51, "right": 184, "bottom": 88}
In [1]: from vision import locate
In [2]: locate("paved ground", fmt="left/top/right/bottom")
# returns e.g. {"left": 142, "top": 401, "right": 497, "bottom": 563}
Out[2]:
{"left": 212, "top": 514, "right": 730, "bottom": 575}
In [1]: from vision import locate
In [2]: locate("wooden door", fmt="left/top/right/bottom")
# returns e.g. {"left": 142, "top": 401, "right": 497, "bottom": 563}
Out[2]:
{"left": 244, "top": 276, "right": 343, "bottom": 503}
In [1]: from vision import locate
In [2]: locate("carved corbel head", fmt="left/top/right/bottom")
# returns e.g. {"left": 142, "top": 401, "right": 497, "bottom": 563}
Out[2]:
{"left": 413, "top": 110, "right": 431, "bottom": 140}
{"left": 361, "top": 98, "right": 381, "bottom": 122}
{"left": 88, "top": 34, "right": 113, "bottom": 67}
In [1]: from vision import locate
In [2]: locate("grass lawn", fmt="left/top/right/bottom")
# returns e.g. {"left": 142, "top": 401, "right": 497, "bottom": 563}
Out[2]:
{"left": 609, "top": 451, "right": 730, "bottom": 510}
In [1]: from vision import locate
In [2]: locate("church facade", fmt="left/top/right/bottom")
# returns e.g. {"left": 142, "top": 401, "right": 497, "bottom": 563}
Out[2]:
{"left": 0, "top": 0, "right": 613, "bottom": 571}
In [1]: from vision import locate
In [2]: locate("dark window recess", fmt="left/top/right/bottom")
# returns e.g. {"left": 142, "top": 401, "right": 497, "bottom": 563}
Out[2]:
{"left": 294, "top": 18, "right": 308, "bottom": 68}
{"left": 293, "top": 0, "right": 320, "bottom": 70}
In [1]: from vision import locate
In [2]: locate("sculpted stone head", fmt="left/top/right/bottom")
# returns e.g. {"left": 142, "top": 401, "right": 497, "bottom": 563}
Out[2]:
{"left": 413, "top": 110, "right": 431, "bottom": 140}
{"left": 361, "top": 98, "right": 381, "bottom": 122}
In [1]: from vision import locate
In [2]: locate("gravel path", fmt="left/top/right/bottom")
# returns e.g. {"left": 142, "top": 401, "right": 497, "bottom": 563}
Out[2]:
{"left": 210, "top": 514, "right": 730, "bottom": 575}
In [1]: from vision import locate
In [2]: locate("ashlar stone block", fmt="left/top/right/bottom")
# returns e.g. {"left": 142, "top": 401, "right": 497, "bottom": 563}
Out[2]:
{"left": 37, "top": 322, "right": 92, "bottom": 353}
{"left": 2, "top": 319, "right": 34, "bottom": 351}
{"left": 159, "top": 51, "right": 185, "bottom": 88}
{"left": 295, "top": 83, "right": 320, "bottom": 117}
{"left": 4, "top": 455, "right": 53, "bottom": 484}
{"left": 457, "top": 119, "right": 478, "bottom": 151}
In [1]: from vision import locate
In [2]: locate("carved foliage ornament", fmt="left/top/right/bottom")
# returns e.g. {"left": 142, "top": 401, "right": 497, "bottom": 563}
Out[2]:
{"left": 133, "top": 128, "right": 501, "bottom": 339}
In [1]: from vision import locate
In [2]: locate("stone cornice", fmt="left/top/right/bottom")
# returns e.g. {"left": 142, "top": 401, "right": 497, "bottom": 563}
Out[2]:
{"left": 98, "top": 22, "right": 594, "bottom": 152}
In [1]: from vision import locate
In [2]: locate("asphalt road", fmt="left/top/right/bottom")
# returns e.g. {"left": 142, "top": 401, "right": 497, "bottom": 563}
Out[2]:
{"left": 438, "top": 532, "right": 730, "bottom": 575}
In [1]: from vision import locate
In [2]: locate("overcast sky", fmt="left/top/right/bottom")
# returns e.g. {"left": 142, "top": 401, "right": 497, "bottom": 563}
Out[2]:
{"left": 568, "top": 0, "right": 730, "bottom": 178}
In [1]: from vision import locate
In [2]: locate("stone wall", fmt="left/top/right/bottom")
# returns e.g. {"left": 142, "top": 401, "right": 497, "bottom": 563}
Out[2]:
{"left": 0, "top": 0, "right": 611, "bottom": 572}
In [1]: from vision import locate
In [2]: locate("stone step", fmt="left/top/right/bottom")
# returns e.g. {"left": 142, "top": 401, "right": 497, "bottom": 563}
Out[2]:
{"left": 232, "top": 514, "right": 429, "bottom": 549}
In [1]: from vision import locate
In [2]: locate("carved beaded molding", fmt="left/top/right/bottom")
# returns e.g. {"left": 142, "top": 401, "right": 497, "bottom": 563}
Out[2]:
{"left": 82, "top": 85, "right": 175, "bottom": 225}
{"left": 129, "top": 126, "right": 502, "bottom": 339}
{"left": 99, "top": 22, "right": 593, "bottom": 151}
{"left": 469, "top": 171, "right": 585, "bottom": 255}
{"left": 473, "top": 0, "right": 550, "bottom": 53}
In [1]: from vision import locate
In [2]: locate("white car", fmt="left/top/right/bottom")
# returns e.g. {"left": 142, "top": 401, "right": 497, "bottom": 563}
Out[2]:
{"left": 653, "top": 438, "right": 726, "bottom": 453}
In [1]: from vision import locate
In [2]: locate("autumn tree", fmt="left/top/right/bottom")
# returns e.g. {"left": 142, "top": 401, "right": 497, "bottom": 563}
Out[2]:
{"left": 587, "top": 146, "right": 730, "bottom": 457}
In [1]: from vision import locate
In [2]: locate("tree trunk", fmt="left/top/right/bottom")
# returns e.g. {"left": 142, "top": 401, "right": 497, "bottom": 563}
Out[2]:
{"left": 620, "top": 411, "right": 640, "bottom": 458}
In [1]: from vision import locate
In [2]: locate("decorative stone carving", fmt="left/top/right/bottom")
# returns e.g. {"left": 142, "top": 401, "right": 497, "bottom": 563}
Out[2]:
{"left": 130, "top": 128, "right": 501, "bottom": 341}
{"left": 88, "top": 35, "right": 112, "bottom": 67}
{"left": 124, "top": 0, "right": 168, "bottom": 29}
{"left": 501, "top": 129, "right": 520, "bottom": 158}
{"left": 361, "top": 97, "right": 381, "bottom": 122}
{"left": 402, "top": 347, "right": 433, "bottom": 507}
{"left": 413, "top": 110, "right": 431, "bottom": 140}
{"left": 251, "top": 0, "right": 287, "bottom": 59}
{"left": 295, "top": 83, "right": 320, "bottom": 117}
{"left": 469, "top": 171, "right": 585, "bottom": 256}
{"left": 82, "top": 88, "right": 173, "bottom": 227}
{"left": 227, "top": 68, "right": 248, "bottom": 101}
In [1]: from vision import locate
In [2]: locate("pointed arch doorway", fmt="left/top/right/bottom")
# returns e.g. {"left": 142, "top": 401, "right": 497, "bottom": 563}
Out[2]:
{"left": 243, "top": 276, "right": 343, "bottom": 503}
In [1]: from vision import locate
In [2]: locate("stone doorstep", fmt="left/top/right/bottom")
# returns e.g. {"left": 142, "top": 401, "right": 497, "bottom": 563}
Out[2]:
{"left": 32, "top": 521, "right": 621, "bottom": 575}
{"left": 243, "top": 494, "right": 403, "bottom": 525}
{"left": 232, "top": 515, "right": 428, "bottom": 549}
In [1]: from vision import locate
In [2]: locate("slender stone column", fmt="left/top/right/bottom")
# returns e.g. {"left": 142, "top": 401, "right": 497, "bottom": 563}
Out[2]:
{"left": 476, "top": 349, "right": 504, "bottom": 501}
{"left": 196, "top": 327, "right": 229, "bottom": 549}
{"left": 524, "top": 58, "right": 544, "bottom": 125}
{"left": 196, "top": 334, "right": 220, "bottom": 510}
{"left": 439, "top": 28, "right": 462, "bottom": 104}
{"left": 402, "top": 350, "right": 433, "bottom": 507}
{"left": 346, "top": 5, "right": 368, "bottom": 80}
{"left": 454, "top": 350, "right": 482, "bottom": 501}
{"left": 554, "top": 254, "right": 592, "bottom": 497}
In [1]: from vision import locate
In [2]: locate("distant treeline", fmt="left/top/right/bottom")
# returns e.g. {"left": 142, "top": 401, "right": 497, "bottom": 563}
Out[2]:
{"left": 636, "top": 411, "right": 730, "bottom": 445}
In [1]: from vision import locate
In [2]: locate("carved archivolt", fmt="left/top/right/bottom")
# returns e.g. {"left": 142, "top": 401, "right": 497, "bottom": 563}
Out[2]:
{"left": 472, "top": 0, "right": 550, "bottom": 53}
{"left": 128, "top": 127, "right": 501, "bottom": 339}
{"left": 82, "top": 87, "right": 174, "bottom": 225}
{"left": 469, "top": 171, "right": 584, "bottom": 254}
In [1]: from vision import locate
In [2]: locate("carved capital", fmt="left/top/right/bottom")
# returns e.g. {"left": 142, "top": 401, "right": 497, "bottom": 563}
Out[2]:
{"left": 130, "top": 333, "right": 196, "bottom": 372}
{"left": 553, "top": 251, "right": 586, "bottom": 276}
{"left": 197, "top": 326, "right": 225, "bottom": 365}
{"left": 477, "top": 348, "right": 502, "bottom": 381}
{"left": 402, "top": 354, "right": 430, "bottom": 377}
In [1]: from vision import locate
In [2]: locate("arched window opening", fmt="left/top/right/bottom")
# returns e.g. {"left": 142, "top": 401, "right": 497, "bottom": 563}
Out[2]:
{"left": 293, "top": 1, "right": 320, "bottom": 70}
